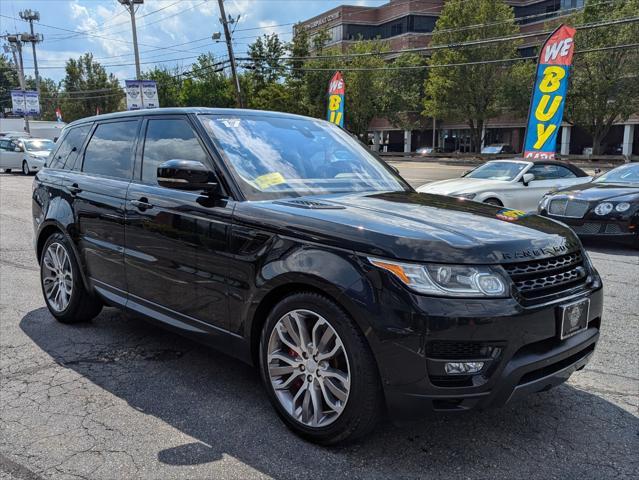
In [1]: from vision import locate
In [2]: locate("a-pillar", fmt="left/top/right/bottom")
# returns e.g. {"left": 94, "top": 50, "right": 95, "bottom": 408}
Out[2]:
{"left": 622, "top": 124, "right": 635, "bottom": 160}
{"left": 560, "top": 125, "right": 571, "bottom": 156}
{"left": 404, "top": 129, "right": 412, "bottom": 153}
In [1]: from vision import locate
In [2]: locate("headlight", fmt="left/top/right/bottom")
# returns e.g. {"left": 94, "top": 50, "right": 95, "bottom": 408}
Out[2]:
{"left": 368, "top": 257, "right": 508, "bottom": 297}
{"left": 594, "top": 202, "right": 613, "bottom": 215}
{"left": 615, "top": 202, "right": 630, "bottom": 212}
{"left": 455, "top": 193, "right": 476, "bottom": 200}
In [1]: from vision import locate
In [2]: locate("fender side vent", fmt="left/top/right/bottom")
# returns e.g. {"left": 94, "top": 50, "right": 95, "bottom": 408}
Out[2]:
{"left": 275, "top": 199, "right": 345, "bottom": 210}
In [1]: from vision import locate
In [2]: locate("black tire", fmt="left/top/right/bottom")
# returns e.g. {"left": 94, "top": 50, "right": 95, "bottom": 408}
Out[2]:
{"left": 484, "top": 197, "right": 503, "bottom": 206}
{"left": 22, "top": 161, "right": 30, "bottom": 175}
{"left": 2, "top": 169, "right": 11, "bottom": 173}
{"left": 259, "top": 292, "right": 383, "bottom": 445}
{"left": 40, "top": 232, "right": 102, "bottom": 323}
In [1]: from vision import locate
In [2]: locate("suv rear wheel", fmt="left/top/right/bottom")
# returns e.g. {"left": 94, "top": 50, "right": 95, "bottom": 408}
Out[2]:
{"left": 259, "top": 292, "right": 383, "bottom": 445}
{"left": 40, "top": 233, "right": 102, "bottom": 323}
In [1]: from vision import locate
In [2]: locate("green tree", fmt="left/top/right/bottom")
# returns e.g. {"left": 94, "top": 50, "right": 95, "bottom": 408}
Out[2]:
{"left": 1, "top": 54, "right": 19, "bottom": 112}
{"left": 301, "top": 48, "right": 341, "bottom": 119}
{"left": 382, "top": 53, "right": 427, "bottom": 133}
{"left": 179, "top": 54, "right": 234, "bottom": 107}
{"left": 342, "top": 40, "right": 390, "bottom": 137}
{"left": 423, "top": 0, "right": 524, "bottom": 152}
{"left": 143, "top": 65, "right": 183, "bottom": 107}
{"left": 561, "top": 0, "right": 639, "bottom": 154}
{"left": 247, "top": 33, "right": 287, "bottom": 88}
{"left": 250, "top": 82, "right": 297, "bottom": 112}
{"left": 61, "top": 53, "right": 122, "bottom": 121}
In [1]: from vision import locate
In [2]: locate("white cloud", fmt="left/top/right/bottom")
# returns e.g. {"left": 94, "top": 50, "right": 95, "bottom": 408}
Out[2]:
{"left": 68, "top": 0, "right": 129, "bottom": 57}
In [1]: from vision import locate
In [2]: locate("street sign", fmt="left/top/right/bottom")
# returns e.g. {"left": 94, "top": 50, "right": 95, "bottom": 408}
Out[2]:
{"left": 11, "top": 90, "right": 40, "bottom": 115}
{"left": 125, "top": 80, "right": 159, "bottom": 110}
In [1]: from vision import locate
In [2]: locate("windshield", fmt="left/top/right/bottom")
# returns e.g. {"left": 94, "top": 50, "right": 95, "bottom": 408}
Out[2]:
{"left": 466, "top": 161, "right": 527, "bottom": 181}
{"left": 481, "top": 146, "right": 501, "bottom": 154}
{"left": 200, "top": 114, "right": 407, "bottom": 200}
{"left": 594, "top": 164, "right": 639, "bottom": 185}
{"left": 24, "top": 139, "right": 55, "bottom": 152}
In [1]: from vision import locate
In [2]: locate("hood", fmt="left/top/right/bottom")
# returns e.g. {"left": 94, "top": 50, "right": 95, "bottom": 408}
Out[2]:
{"left": 553, "top": 182, "right": 639, "bottom": 202}
{"left": 235, "top": 191, "right": 580, "bottom": 264}
{"left": 417, "top": 177, "right": 509, "bottom": 195}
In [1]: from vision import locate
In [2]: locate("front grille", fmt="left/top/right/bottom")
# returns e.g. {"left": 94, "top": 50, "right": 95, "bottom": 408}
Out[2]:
{"left": 572, "top": 222, "right": 602, "bottom": 234}
{"left": 571, "top": 222, "right": 626, "bottom": 235}
{"left": 548, "top": 198, "right": 589, "bottom": 218}
{"left": 503, "top": 251, "right": 589, "bottom": 303}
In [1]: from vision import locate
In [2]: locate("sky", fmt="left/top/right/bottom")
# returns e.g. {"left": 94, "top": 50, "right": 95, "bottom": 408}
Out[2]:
{"left": 0, "top": 0, "right": 381, "bottom": 85}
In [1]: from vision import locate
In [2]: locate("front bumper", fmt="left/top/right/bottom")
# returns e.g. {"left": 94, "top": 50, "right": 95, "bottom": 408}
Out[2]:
{"left": 354, "top": 274, "right": 604, "bottom": 420}
{"left": 385, "top": 325, "right": 598, "bottom": 419}
{"left": 540, "top": 211, "right": 638, "bottom": 244}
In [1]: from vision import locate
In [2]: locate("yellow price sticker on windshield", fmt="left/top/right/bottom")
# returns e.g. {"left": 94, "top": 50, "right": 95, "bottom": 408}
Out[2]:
{"left": 255, "top": 172, "right": 286, "bottom": 190}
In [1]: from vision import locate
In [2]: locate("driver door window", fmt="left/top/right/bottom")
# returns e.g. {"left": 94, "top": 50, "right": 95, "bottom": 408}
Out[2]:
{"left": 141, "top": 118, "right": 208, "bottom": 184}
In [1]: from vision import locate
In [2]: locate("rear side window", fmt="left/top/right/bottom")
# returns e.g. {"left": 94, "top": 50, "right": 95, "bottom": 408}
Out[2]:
{"left": 141, "top": 118, "right": 208, "bottom": 184}
{"left": 82, "top": 121, "right": 138, "bottom": 179}
{"left": 48, "top": 124, "right": 92, "bottom": 170}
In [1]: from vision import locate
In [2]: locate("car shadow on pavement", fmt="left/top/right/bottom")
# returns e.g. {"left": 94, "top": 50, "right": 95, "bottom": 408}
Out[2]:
{"left": 19, "top": 307, "right": 638, "bottom": 479}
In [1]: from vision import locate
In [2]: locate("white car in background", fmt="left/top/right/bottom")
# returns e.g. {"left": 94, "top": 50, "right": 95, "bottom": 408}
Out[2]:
{"left": 417, "top": 159, "right": 592, "bottom": 212}
{"left": 0, "top": 137, "right": 55, "bottom": 175}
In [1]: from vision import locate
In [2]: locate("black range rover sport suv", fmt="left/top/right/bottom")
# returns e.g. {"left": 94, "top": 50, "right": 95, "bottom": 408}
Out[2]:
{"left": 32, "top": 108, "right": 603, "bottom": 445}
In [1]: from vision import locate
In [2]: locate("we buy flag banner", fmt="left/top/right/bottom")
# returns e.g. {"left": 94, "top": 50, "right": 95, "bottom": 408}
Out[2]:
{"left": 523, "top": 24, "right": 576, "bottom": 160}
{"left": 326, "top": 71, "right": 345, "bottom": 128}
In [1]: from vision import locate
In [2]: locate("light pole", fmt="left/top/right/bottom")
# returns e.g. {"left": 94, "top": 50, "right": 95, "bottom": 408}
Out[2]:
{"left": 19, "top": 10, "right": 43, "bottom": 96}
{"left": 217, "top": 0, "right": 242, "bottom": 107}
{"left": 118, "top": 0, "right": 143, "bottom": 80}
{"left": 5, "top": 35, "right": 30, "bottom": 134}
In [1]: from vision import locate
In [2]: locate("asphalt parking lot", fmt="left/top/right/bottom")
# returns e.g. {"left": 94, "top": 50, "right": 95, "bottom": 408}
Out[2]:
{"left": 1, "top": 170, "right": 637, "bottom": 480}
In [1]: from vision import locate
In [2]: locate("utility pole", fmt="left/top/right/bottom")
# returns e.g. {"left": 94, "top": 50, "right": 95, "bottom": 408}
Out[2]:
{"left": 5, "top": 35, "right": 30, "bottom": 134}
{"left": 217, "top": 0, "right": 243, "bottom": 107}
{"left": 19, "top": 10, "right": 43, "bottom": 96}
{"left": 118, "top": 0, "right": 143, "bottom": 80}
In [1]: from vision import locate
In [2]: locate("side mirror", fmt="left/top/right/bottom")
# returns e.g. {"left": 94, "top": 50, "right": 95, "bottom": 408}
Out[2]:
{"left": 461, "top": 170, "right": 471, "bottom": 177}
{"left": 157, "top": 159, "right": 221, "bottom": 195}
{"left": 14, "top": 146, "right": 22, "bottom": 152}
{"left": 522, "top": 173, "right": 535, "bottom": 186}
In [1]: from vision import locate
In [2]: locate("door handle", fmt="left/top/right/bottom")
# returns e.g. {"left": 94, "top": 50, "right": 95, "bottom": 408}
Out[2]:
{"left": 68, "top": 183, "right": 82, "bottom": 195}
{"left": 131, "top": 198, "right": 153, "bottom": 211}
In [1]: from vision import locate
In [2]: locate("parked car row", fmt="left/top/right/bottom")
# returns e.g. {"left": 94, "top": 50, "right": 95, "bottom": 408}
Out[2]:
{"left": 417, "top": 160, "right": 638, "bottom": 247}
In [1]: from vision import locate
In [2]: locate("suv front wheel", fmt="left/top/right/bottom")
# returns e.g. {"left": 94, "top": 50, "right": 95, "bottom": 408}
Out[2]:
{"left": 40, "top": 233, "right": 102, "bottom": 323}
{"left": 259, "top": 292, "right": 383, "bottom": 445}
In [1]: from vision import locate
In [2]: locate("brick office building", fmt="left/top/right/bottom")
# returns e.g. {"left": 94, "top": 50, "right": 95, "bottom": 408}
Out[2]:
{"left": 296, "top": 0, "right": 638, "bottom": 157}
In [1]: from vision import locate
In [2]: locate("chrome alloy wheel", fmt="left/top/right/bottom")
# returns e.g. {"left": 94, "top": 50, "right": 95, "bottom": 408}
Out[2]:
{"left": 42, "top": 242, "right": 73, "bottom": 312}
{"left": 267, "top": 309, "right": 351, "bottom": 428}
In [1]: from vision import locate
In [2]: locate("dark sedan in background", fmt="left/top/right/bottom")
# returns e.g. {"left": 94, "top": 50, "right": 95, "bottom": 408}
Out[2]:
{"left": 539, "top": 163, "right": 639, "bottom": 246}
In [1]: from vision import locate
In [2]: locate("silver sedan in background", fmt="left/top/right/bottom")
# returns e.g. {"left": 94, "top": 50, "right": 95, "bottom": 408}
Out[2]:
{"left": 0, "top": 137, "right": 55, "bottom": 175}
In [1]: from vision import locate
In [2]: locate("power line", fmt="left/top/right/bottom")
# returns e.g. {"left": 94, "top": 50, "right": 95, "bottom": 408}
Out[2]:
{"left": 241, "top": 43, "right": 639, "bottom": 72}
{"left": 244, "top": 16, "right": 639, "bottom": 62}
